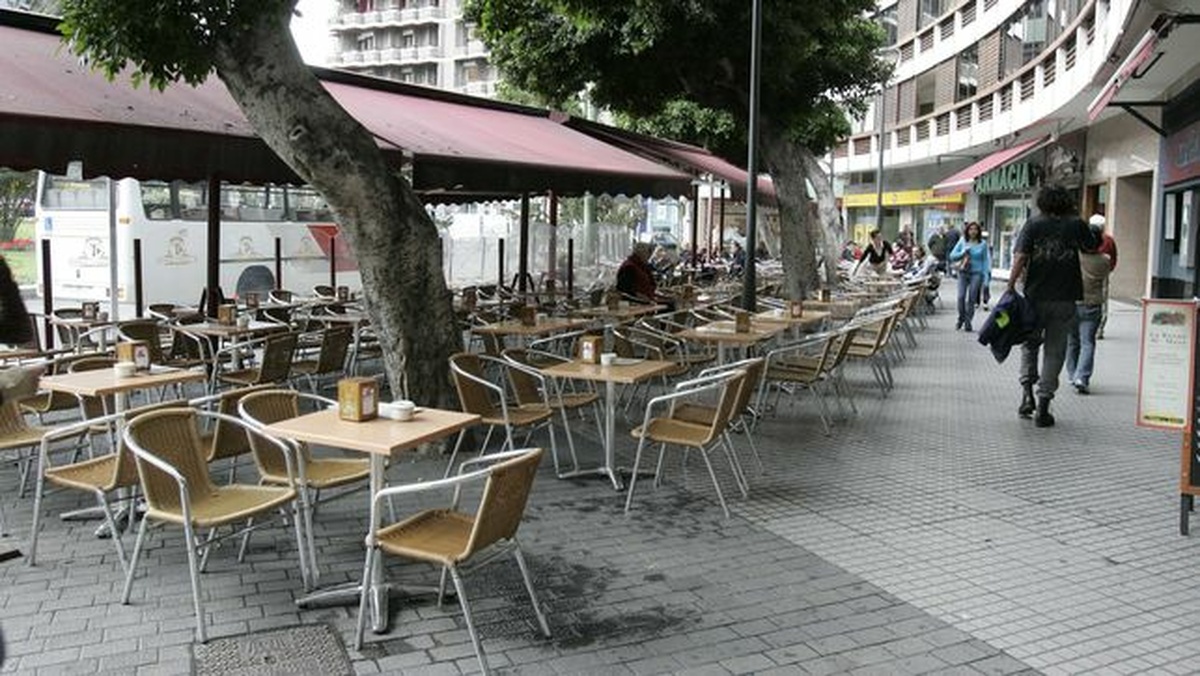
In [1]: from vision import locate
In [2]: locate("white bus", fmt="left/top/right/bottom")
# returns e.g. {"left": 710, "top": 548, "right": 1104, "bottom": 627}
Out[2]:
{"left": 34, "top": 173, "right": 360, "bottom": 312}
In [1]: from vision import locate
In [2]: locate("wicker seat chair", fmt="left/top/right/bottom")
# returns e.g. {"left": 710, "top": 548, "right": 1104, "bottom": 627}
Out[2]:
{"left": 0, "top": 399, "right": 56, "bottom": 536}
{"left": 121, "top": 408, "right": 309, "bottom": 643}
{"left": 289, "top": 324, "right": 352, "bottom": 393}
{"left": 354, "top": 447, "right": 551, "bottom": 676}
{"left": 625, "top": 370, "right": 748, "bottom": 518}
{"left": 502, "top": 348, "right": 602, "bottom": 476}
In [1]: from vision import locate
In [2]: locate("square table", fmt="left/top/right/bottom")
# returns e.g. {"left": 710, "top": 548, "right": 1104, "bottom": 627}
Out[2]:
{"left": 262, "top": 407, "right": 479, "bottom": 633}
{"left": 673, "top": 320, "right": 789, "bottom": 363}
{"left": 571, "top": 304, "right": 667, "bottom": 323}
{"left": 540, "top": 358, "right": 675, "bottom": 490}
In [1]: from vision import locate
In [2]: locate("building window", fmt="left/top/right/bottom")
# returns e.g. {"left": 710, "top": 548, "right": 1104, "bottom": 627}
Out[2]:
{"left": 915, "top": 70, "right": 937, "bottom": 117}
{"left": 918, "top": 0, "right": 944, "bottom": 29}
{"left": 878, "top": 5, "right": 898, "bottom": 47}
{"left": 957, "top": 43, "right": 978, "bottom": 101}
{"left": 356, "top": 32, "right": 375, "bottom": 51}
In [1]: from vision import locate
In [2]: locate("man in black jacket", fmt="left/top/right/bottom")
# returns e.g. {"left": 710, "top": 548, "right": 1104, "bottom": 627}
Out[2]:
{"left": 0, "top": 255, "right": 42, "bottom": 406}
{"left": 1007, "top": 185, "right": 1100, "bottom": 427}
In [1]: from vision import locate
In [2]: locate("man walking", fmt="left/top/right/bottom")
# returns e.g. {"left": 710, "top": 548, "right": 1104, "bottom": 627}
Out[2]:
{"left": 1007, "top": 185, "right": 1099, "bottom": 427}
{"left": 1065, "top": 223, "right": 1113, "bottom": 394}
{"left": 943, "top": 223, "right": 961, "bottom": 278}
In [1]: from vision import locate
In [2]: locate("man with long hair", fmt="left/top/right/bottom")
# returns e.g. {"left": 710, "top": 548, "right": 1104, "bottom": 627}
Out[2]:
{"left": 1007, "top": 185, "right": 1100, "bottom": 427}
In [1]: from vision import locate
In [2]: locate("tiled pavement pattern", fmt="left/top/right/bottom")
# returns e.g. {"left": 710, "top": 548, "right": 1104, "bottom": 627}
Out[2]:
{"left": 0, "top": 295, "right": 1188, "bottom": 675}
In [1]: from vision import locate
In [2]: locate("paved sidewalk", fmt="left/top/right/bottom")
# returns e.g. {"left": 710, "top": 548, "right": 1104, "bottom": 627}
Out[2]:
{"left": 0, "top": 297, "right": 1192, "bottom": 675}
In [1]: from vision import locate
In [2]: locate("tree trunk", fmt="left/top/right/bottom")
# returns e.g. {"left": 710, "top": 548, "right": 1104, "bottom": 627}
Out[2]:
{"left": 760, "top": 124, "right": 820, "bottom": 300}
{"left": 798, "top": 148, "right": 846, "bottom": 287}
{"left": 212, "top": 8, "right": 460, "bottom": 406}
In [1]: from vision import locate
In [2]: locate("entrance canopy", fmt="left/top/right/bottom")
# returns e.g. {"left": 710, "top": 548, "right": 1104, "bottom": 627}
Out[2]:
{"left": 931, "top": 136, "right": 1049, "bottom": 196}
{"left": 0, "top": 10, "right": 690, "bottom": 198}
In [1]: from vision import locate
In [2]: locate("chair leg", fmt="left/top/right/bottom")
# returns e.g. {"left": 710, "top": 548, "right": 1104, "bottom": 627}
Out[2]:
{"left": 184, "top": 522, "right": 209, "bottom": 643}
{"left": 354, "top": 547, "right": 377, "bottom": 650}
{"left": 721, "top": 434, "right": 749, "bottom": 498}
{"left": 121, "top": 517, "right": 152, "bottom": 604}
{"left": 95, "top": 491, "right": 128, "bottom": 570}
{"left": 623, "top": 437, "right": 650, "bottom": 514}
{"left": 27, "top": 452, "right": 49, "bottom": 564}
{"left": 698, "top": 445, "right": 731, "bottom": 519}
{"left": 513, "top": 544, "right": 551, "bottom": 637}
{"left": 442, "top": 429, "right": 468, "bottom": 479}
{"left": 293, "top": 497, "right": 314, "bottom": 592}
{"left": 449, "top": 566, "right": 489, "bottom": 676}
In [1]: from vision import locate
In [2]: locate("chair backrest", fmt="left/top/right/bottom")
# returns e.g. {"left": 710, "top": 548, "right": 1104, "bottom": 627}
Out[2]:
{"left": 118, "top": 320, "right": 167, "bottom": 363}
{"left": 238, "top": 389, "right": 307, "bottom": 475}
{"left": 207, "top": 384, "right": 278, "bottom": 462}
{"left": 314, "top": 325, "right": 353, "bottom": 375}
{"left": 826, "top": 326, "right": 861, "bottom": 371}
{"left": 313, "top": 285, "right": 335, "bottom": 299}
{"left": 727, "top": 358, "right": 764, "bottom": 418}
{"left": 461, "top": 448, "right": 543, "bottom": 560}
{"left": 258, "top": 332, "right": 299, "bottom": 383}
{"left": 110, "top": 399, "right": 190, "bottom": 489}
{"left": 710, "top": 371, "right": 748, "bottom": 438}
{"left": 68, "top": 356, "right": 117, "bottom": 420}
{"left": 497, "top": 351, "right": 544, "bottom": 406}
{"left": 0, "top": 399, "right": 31, "bottom": 440}
{"left": 147, "top": 303, "right": 177, "bottom": 321}
{"left": 125, "top": 409, "right": 218, "bottom": 514}
{"left": 449, "top": 353, "right": 499, "bottom": 418}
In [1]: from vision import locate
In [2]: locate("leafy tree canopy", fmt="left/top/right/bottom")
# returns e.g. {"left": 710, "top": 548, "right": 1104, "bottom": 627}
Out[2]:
{"left": 466, "top": 0, "right": 889, "bottom": 154}
{"left": 58, "top": 0, "right": 293, "bottom": 89}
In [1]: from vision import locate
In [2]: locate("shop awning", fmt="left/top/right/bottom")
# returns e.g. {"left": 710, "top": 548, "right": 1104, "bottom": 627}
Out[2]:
{"left": 1087, "top": 28, "right": 1160, "bottom": 122}
{"left": 0, "top": 10, "right": 691, "bottom": 198}
{"left": 561, "top": 118, "right": 776, "bottom": 203}
{"left": 931, "top": 136, "right": 1049, "bottom": 196}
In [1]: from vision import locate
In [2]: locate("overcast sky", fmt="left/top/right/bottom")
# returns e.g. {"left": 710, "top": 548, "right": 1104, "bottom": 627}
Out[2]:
{"left": 290, "top": 0, "right": 334, "bottom": 65}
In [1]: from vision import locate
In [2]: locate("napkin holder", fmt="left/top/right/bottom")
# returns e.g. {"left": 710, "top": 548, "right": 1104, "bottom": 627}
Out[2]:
{"left": 734, "top": 310, "right": 751, "bottom": 333}
{"left": 579, "top": 336, "right": 603, "bottom": 364}
{"left": 243, "top": 292, "right": 260, "bottom": 310}
{"left": 217, "top": 303, "right": 238, "bottom": 326}
{"left": 338, "top": 377, "right": 378, "bottom": 422}
{"left": 516, "top": 305, "right": 537, "bottom": 327}
{"left": 116, "top": 340, "right": 152, "bottom": 371}
{"left": 81, "top": 301, "right": 100, "bottom": 320}
{"left": 790, "top": 300, "right": 805, "bottom": 318}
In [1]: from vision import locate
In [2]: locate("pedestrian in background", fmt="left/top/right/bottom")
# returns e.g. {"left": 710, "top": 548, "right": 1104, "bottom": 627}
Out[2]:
{"left": 943, "top": 223, "right": 961, "bottom": 278}
{"left": 1089, "top": 214, "right": 1119, "bottom": 339}
{"left": 1065, "top": 223, "right": 1113, "bottom": 394}
{"left": 1008, "top": 185, "right": 1100, "bottom": 427}
{"left": 853, "top": 229, "right": 894, "bottom": 278}
{"left": 949, "top": 221, "right": 991, "bottom": 332}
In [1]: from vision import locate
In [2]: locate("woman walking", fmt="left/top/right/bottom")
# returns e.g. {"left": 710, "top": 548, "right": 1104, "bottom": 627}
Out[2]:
{"left": 948, "top": 222, "right": 991, "bottom": 332}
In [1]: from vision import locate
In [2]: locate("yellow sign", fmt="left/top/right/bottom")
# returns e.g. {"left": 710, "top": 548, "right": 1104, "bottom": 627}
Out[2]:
{"left": 842, "top": 189, "right": 964, "bottom": 208}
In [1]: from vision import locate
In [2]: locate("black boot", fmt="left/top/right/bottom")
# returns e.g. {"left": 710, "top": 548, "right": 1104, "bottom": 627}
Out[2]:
{"left": 1035, "top": 397, "right": 1055, "bottom": 428}
{"left": 1018, "top": 385, "right": 1035, "bottom": 418}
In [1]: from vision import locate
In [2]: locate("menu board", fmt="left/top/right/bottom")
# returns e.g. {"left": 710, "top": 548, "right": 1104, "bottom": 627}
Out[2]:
{"left": 1137, "top": 299, "right": 1197, "bottom": 430}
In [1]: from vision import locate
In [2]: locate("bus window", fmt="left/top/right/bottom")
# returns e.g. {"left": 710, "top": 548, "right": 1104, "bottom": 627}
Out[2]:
{"left": 40, "top": 176, "right": 109, "bottom": 210}
{"left": 287, "top": 186, "right": 334, "bottom": 222}
{"left": 140, "top": 181, "right": 174, "bottom": 220}
{"left": 176, "top": 182, "right": 208, "bottom": 221}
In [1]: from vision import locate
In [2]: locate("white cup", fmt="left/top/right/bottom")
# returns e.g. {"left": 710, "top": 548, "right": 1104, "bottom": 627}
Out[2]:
{"left": 237, "top": 314, "right": 251, "bottom": 328}
{"left": 600, "top": 352, "right": 617, "bottom": 366}
{"left": 536, "top": 313, "right": 548, "bottom": 324}
{"left": 97, "top": 311, "right": 109, "bottom": 322}
{"left": 113, "top": 362, "right": 136, "bottom": 378}
{"left": 381, "top": 400, "right": 416, "bottom": 421}
{"left": 773, "top": 308, "right": 785, "bottom": 318}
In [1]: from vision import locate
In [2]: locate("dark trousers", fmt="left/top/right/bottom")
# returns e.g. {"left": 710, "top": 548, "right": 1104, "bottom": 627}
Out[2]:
{"left": 1020, "top": 300, "right": 1078, "bottom": 400}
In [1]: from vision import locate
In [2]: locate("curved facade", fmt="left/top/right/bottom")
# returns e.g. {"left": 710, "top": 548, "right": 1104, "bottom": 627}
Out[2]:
{"left": 833, "top": 0, "right": 1200, "bottom": 300}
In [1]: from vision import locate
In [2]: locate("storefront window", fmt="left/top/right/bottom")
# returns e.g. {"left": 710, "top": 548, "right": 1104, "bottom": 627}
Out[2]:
{"left": 990, "top": 199, "right": 1029, "bottom": 270}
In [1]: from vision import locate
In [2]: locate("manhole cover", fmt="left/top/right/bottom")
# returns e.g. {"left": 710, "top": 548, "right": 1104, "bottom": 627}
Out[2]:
{"left": 193, "top": 624, "right": 352, "bottom": 676}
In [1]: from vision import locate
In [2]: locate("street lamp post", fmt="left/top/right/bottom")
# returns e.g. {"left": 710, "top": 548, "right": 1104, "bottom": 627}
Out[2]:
{"left": 875, "top": 48, "right": 900, "bottom": 235}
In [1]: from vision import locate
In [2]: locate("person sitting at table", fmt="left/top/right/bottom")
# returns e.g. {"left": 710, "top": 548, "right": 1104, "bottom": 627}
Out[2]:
{"left": 616, "top": 242, "right": 674, "bottom": 308}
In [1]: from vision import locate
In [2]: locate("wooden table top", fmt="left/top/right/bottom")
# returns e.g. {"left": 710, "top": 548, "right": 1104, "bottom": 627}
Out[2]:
{"left": 541, "top": 358, "right": 676, "bottom": 385}
{"left": 262, "top": 407, "right": 480, "bottom": 457}
{"left": 174, "top": 320, "right": 284, "bottom": 338}
{"left": 675, "top": 320, "right": 788, "bottom": 345}
{"left": 0, "top": 347, "right": 46, "bottom": 362}
{"left": 40, "top": 366, "right": 206, "bottom": 397}
{"left": 471, "top": 317, "right": 591, "bottom": 337}
{"left": 754, "top": 309, "right": 832, "bottom": 327}
{"left": 571, "top": 304, "right": 667, "bottom": 321}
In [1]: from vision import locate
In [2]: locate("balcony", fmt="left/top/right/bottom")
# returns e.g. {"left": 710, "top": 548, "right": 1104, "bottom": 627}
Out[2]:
{"left": 833, "top": 0, "right": 1130, "bottom": 175}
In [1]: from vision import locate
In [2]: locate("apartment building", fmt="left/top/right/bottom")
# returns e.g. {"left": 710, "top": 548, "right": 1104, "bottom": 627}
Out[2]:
{"left": 833, "top": 0, "right": 1200, "bottom": 300}
{"left": 328, "top": 0, "right": 497, "bottom": 98}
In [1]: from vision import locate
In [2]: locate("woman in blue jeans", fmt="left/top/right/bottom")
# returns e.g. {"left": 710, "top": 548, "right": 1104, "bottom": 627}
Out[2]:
{"left": 949, "top": 222, "right": 991, "bottom": 332}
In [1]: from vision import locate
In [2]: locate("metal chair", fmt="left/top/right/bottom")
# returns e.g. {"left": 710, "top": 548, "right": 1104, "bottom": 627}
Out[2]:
{"left": 121, "top": 408, "right": 309, "bottom": 643}
{"left": 671, "top": 357, "right": 766, "bottom": 473}
{"left": 0, "top": 400, "right": 55, "bottom": 535}
{"left": 289, "top": 324, "right": 352, "bottom": 393}
{"left": 445, "top": 352, "right": 557, "bottom": 477}
{"left": 27, "top": 398, "right": 184, "bottom": 568}
{"left": 502, "top": 348, "right": 602, "bottom": 477}
{"left": 625, "top": 370, "right": 747, "bottom": 518}
{"left": 215, "top": 331, "right": 299, "bottom": 392}
{"left": 354, "top": 447, "right": 551, "bottom": 675}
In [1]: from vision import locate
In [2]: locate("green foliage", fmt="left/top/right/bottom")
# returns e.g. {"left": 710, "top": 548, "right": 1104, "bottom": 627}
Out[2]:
{"left": 465, "top": 0, "right": 888, "bottom": 154}
{"left": 57, "top": 0, "right": 293, "bottom": 89}
{"left": 0, "top": 170, "right": 35, "bottom": 242}
{"left": 615, "top": 100, "right": 739, "bottom": 161}
{"left": 557, "top": 195, "right": 645, "bottom": 230}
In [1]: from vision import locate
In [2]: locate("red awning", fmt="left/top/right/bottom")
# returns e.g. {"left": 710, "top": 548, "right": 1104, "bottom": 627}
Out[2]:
{"left": 1087, "top": 28, "right": 1160, "bottom": 122}
{"left": 561, "top": 118, "right": 776, "bottom": 203}
{"left": 0, "top": 10, "right": 690, "bottom": 197}
{"left": 931, "top": 137, "right": 1049, "bottom": 196}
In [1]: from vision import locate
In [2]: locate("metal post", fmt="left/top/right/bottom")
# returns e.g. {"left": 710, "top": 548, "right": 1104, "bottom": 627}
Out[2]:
{"left": 329, "top": 232, "right": 337, "bottom": 289}
{"left": 742, "top": 0, "right": 762, "bottom": 310}
{"left": 518, "top": 194, "right": 530, "bottom": 294}
{"left": 567, "top": 238, "right": 575, "bottom": 295}
{"left": 274, "top": 237, "right": 283, "bottom": 289}
{"left": 40, "top": 238, "right": 53, "bottom": 349}
{"left": 206, "top": 176, "right": 221, "bottom": 318}
{"left": 875, "top": 83, "right": 887, "bottom": 233}
{"left": 133, "top": 239, "right": 144, "bottom": 318}
{"left": 690, "top": 182, "right": 700, "bottom": 267}
{"left": 498, "top": 238, "right": 505, "bottom": 289}
{"left": 107, "top": 178, "right": 120, "bottom": 320}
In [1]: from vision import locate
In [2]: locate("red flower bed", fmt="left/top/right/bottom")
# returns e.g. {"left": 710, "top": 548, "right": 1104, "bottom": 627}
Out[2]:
{"left": 0, "top": 239, "right": 34, "bottom": 251}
